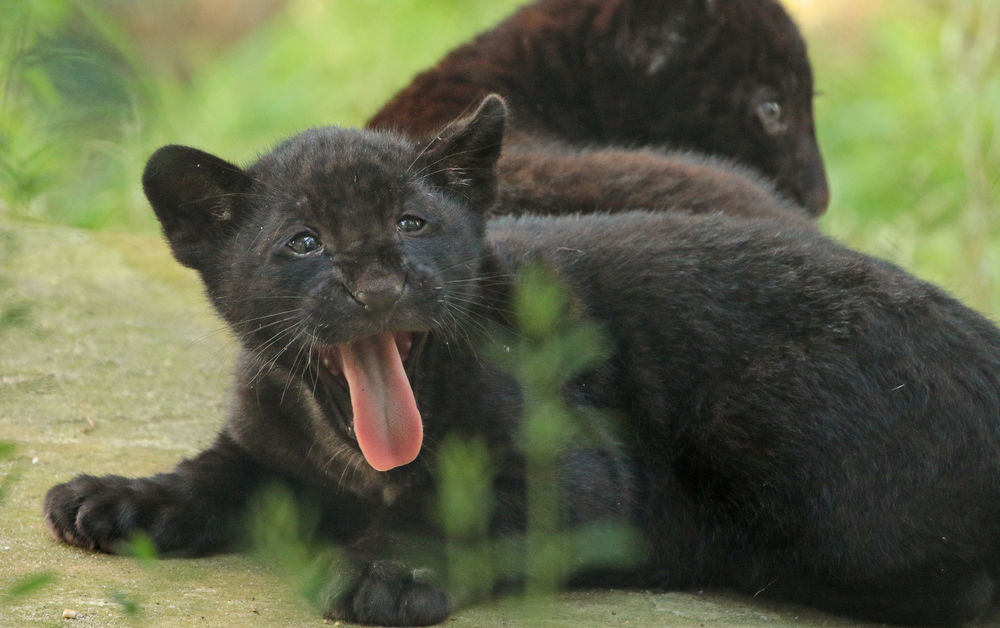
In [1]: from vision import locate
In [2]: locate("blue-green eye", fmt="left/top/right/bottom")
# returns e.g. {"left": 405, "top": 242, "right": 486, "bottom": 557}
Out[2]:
{"left": 287, "top": 232, "right": 322, "bottom": 255}
{"left": 756, "top": 100, "right": 786, "bottom": 135}
{"left": 398, "top": 215, "right": 426, "bottom": 233}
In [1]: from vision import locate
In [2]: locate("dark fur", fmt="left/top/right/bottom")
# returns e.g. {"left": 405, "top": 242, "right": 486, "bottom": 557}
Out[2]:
{"left": 369, "top": 0, "right": 829, "bottom": 215}
{"left": 46, "top": 99, "right": 1000, "bottom": 626}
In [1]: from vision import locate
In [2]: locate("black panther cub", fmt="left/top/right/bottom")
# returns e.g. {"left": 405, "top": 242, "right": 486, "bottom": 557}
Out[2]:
{"left": 46, "top": 97, "right": 1000, "bottom": 626}
{"left": 370, "top": 0, "right": 829, "bottom": 216}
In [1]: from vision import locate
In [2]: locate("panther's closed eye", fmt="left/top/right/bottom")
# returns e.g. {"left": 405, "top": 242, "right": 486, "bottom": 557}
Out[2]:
{"left": 287, "top": 232, "right": 323, "bottom": 256}
{"left": 398, "top": 215, "right": 426, "bottom": 234}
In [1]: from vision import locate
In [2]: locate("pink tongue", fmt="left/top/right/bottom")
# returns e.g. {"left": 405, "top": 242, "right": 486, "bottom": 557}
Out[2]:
{"left": 339, "top": 333, "right": 423, "bottom": 471}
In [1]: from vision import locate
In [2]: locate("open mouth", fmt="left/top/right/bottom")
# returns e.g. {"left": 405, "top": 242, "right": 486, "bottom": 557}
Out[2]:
{"left": 315, "top": 331, "right": 426, "bottom": 472}
{"left": 319, "top": 332, "right": 417, "bottom": 378}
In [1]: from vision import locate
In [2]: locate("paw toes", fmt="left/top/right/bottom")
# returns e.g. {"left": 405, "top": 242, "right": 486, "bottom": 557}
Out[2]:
{"left": 43, "top": 475, "right": 143, "bottom": 552}
{"left": 74, "top": 494, "right": 139, "bottom": 553}
{"left": 394, "top": 580, "right": 449, "bottom": 626}
{"left": 332, "top": 562, "right": 450, "bottom": 626}
{"left": 44, "top": 477, "right": 98, "bottom": 549}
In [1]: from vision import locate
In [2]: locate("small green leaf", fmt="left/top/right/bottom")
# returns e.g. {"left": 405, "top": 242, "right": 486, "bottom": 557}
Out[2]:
{"left": 109, "top": 591, "right": 140, "bottom": 616}
{"left": 118, "top": 530, "right": 159, "bottom": 564}
{"left": 5, "top": 571, "right": 56, "bottom": 599}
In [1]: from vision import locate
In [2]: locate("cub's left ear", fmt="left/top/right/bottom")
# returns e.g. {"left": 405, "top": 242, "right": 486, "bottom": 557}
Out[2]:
{"left": 417, "top": 94, "right": 506, "bottom": 209}
{"left": 142, "top": 145, "right": 252, "bottom": 271}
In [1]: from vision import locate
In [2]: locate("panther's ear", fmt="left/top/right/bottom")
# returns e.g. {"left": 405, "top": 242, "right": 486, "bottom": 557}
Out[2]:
{"left": 416, "top": 94, "right": 506, "bottom": 210}
{"left": 142, "top": 145, "right": 252, "bottom": 270}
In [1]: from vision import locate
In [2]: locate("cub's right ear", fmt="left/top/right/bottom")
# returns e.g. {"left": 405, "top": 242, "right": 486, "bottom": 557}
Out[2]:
{"left": 142, "top": 145, "right": 251, "bottom": 270}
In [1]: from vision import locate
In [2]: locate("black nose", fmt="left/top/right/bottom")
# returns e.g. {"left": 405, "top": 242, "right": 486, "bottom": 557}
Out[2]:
{"left": 802, "top": 173, "right": 830, "bottom": 217}
{"left": 352, "top": 283, "right": 403, "bottom": 314}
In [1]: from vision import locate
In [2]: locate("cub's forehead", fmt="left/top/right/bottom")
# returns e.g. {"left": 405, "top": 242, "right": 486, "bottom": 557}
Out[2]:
{"left": 248, "top": 126, "right": 419, "bottom": 209}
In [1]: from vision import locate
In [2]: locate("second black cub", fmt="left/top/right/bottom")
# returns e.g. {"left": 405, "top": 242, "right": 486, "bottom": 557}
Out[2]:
{"left": 370, "top": 0, "right": 829, "bottom": 215}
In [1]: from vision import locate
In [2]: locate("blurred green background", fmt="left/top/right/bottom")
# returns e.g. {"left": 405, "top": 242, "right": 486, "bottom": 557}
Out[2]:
{"left": 1, "top": 0, "right": 997, "bottom": 317}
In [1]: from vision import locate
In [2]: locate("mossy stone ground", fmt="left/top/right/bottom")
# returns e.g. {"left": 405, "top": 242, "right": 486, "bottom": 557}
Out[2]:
{"left": 0, "top": 219, "right": 946, "bottom": 626}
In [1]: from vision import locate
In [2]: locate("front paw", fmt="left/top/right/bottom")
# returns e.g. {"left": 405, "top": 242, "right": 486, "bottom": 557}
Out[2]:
{"left": 43, "top": 474, "right": 223, "bottom": 555}
{"left": 326, "top": 561, "right": 450, "bottom": 627}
